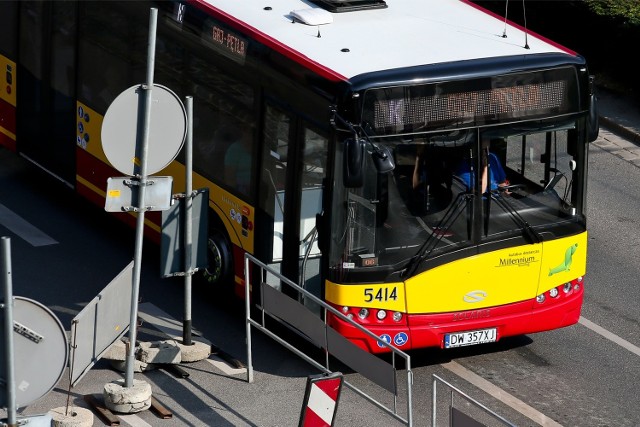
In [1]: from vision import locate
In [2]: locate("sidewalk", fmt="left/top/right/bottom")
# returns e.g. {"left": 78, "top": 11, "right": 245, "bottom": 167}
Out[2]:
{"left": 593, "top": 87, "right": 640, "bottom": 168}
{"left": 597, "top": 87, "right": 640, "bottom": 145}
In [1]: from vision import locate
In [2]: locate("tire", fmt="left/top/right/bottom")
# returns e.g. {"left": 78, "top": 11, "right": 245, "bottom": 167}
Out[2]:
{"left": 201, "top": 231, "right": 234, "bottom": 292}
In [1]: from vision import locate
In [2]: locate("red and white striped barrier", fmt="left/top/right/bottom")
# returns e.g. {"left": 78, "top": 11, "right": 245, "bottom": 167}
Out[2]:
{"left": 299, "top": 372, "right": 344, "bottom": 427}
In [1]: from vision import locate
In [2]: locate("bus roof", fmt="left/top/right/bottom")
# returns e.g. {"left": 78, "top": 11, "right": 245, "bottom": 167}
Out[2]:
{"left": 194, "top": 0, "right": 575, "bottom": 81}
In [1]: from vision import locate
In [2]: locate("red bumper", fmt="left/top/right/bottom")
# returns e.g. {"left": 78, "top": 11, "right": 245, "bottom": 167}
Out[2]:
{"left": 327, "top": 285, "right": 583, "bottom": 354}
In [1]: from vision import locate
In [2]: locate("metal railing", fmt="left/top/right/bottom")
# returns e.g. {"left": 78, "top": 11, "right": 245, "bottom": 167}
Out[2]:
{"left": 244, "top": 253, "right": 414, "bottom": 426}
{"left": 432, "top": 374, "right": 516, "bottom": 427}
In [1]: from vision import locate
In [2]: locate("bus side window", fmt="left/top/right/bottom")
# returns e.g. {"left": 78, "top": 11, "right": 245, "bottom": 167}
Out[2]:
{"left": 221, "top": 122, "right": 254, "bottom": 196}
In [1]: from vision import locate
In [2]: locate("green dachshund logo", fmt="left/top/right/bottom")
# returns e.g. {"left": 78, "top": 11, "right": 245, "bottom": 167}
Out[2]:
{"left": 548, "top": 243, "right": 578, "bottom": 276}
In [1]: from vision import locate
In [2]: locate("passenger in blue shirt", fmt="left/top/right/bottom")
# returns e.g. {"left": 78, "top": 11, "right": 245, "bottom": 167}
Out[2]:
{"left": 456, "top": 150, "right": 508, "bottom": 193}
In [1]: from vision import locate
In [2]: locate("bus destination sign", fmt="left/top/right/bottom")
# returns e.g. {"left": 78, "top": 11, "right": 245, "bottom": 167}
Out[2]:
{"left": 204, "top": 20, "right": 247, "bottom": 64}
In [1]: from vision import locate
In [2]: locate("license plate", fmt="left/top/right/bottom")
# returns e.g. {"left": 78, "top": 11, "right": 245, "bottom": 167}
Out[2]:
{"left": 444, "top": 328, "right": 497, "bottom": 348}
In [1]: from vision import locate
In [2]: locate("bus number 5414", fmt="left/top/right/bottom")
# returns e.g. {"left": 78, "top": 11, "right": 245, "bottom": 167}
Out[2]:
{"left": 364, "top": 287, "right": 398, "bottom": 303}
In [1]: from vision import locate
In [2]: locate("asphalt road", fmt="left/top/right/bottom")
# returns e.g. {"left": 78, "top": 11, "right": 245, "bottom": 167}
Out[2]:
{"left": 1, "top": 123, "right": 639, "bottom": 426}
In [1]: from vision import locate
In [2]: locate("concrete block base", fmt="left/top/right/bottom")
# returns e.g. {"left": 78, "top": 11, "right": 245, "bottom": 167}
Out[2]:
{"left": 49, "top": 406, "right": 94, "bottom": 427}
{"left": 110, "top": 358, "right": 155, "bottom": 373}
{"left": 138, "top": 340, "right": 182, "bottom": 364}
{"left": 176, "top": 340, "right": 211, "bottom": 362}
{"left": 103, "top": 379, "right": 152, "bottom": 414}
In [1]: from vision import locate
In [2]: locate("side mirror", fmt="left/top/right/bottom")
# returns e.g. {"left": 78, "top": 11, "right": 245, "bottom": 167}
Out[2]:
{"left": 343, "top": 138, "right": 365, "bottom": 188}
{"left": 371, "top": 144, "right": 395, "bottom": 173}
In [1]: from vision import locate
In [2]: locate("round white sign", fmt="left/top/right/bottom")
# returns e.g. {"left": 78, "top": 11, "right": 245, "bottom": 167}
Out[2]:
{"left": 101, "top": 84, "right": 187, "bottom": 176}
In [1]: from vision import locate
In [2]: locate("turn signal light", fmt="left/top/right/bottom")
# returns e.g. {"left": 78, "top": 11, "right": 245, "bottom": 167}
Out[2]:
{"left": 537, "top": 277, "right": 583, "bottom": 304}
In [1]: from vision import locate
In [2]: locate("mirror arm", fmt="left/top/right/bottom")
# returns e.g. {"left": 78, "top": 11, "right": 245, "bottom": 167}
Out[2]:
{"left": 331, "top": 109, "right": 392, "bottom": 164}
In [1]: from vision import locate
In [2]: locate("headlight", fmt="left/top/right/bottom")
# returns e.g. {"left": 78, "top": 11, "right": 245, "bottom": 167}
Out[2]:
{"left": 536, "top": 294, "right": 545, "bottom": 303}
{"left": 376, "top": 310, "right": 387, "bottom": 320}
{"left": 341, "top": 306, "right": 350, "bottom": 314}
{"left": 563, "top": 282, "right": 572, "bottom": 293}
{"left": 392, "top": 312, "right": 403, "bottom": 322}
{"left": 549, "top": 287, "right": 559, "bottom": 298}
{"left": 358, "top": 308, "right": 369, "bottom": 319}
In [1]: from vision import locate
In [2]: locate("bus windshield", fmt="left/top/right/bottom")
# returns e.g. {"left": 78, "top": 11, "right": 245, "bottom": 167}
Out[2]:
{"left": 329, "top": 118, "right": 586, "bottom": 281}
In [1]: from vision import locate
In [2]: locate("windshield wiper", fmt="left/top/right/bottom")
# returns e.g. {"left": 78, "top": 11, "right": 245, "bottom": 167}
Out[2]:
{"left": 489, "top": 190, "right": 542, "bottom": 244}
{"left": 402, "top": 191, "right": 474, "bottom": 278}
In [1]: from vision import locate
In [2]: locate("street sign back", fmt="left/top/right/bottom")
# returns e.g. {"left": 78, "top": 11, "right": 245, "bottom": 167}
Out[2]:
{"left": 101, "top": 84, "right": 186, "bottom": 176}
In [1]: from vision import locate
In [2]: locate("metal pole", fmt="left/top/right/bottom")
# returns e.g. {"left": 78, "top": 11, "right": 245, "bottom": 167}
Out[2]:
{"left": 183, "top": 96, "right": 193, "bottom": 346}
{"left": 125, "top": 7, "right": 157, "bottom": 388}
{"left": 245, "top": 255, "right": 254, "bottom": 383}
{"left": 1, "top": 237, "right": 17, "bottom": 427}
{"left": 407, "top": 366, "right": 413, "bottom": 427}
{"left": 432, "top": 375, "right": 437, "bottom": 427}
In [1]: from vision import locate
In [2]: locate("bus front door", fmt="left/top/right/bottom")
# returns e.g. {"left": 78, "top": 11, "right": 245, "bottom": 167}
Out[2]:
{"left": 260, "top": 104, "right": 328, "bottom": 307}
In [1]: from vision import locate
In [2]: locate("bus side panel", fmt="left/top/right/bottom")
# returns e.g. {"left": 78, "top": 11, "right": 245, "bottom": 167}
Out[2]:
{"left": 76, "top": 148, "right": 110, "bottom": 206}
{"left": 76, "top": 101, "right": 110, "bottom": 207}
{"left": 0, "top": 0, "right": 18, "bottom": 152}
{"left": 0, "top": 99, "right": 16, "bottom": 151}
{"left": 0, "top": 55, "right": 17, "bottom": 151}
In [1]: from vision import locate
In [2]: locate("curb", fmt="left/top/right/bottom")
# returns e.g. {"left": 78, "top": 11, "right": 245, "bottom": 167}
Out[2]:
{"left": 599, "top": 116, "right": 640, "bottom": 146}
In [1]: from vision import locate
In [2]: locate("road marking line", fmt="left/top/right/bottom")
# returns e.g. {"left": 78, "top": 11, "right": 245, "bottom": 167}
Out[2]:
{"left": 442, "top": 361, "right": 562, "bottom": 427}
{"left": 139, "top": 303, "right": 244, "bottom": 374}
{"left": 119, "top": 414, "right": 153, "bottom": 427}
{"left": 207, "top": 355, "right": 246, "bottom": 375}
{"left": 138, "top": 302, "right": 209, "bottom": 344}
{"left": 0, "top": 203, "right": 57, "bottom": 246}
{"left": 579, "top": 316, "right": 640, "bottom": 357}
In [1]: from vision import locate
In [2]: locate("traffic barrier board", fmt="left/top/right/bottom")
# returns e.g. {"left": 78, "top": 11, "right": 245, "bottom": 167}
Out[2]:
{"left": 298, "top": 372, "right": 343, "bottom": 427}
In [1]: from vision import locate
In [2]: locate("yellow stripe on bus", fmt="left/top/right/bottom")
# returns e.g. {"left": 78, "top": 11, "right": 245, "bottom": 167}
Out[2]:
{"left": 0, "top": 126, "right": 16, "bottom": 141}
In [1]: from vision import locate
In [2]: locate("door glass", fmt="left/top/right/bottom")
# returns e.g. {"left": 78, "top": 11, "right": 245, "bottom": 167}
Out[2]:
{"left": 260, "top": 104, "right": 289, "bottom": 262}
{"left": 298, "top": 126, "right": 327, "bottom": 258}
{"left": 298, "top": 125, "right": 327, "bottom": 304}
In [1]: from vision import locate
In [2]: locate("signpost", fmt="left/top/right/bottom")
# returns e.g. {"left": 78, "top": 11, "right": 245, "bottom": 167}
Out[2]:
{"left": 100, "top": 8, "right": 186, "bottom": 390}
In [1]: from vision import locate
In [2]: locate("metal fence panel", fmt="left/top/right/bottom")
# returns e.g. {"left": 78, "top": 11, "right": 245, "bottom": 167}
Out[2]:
{"left": 69, "top": 261, "right": 133, "bottom": 386}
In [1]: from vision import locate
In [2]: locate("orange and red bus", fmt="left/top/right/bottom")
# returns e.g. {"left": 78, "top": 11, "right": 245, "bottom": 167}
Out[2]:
{"left": 0, "top": 0, "right": 598, "bottom": 353}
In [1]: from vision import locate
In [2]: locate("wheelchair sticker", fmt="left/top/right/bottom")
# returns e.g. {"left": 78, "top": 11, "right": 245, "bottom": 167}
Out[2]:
{"left": 377, "top": 334, "right": 392, "bottom": 348}
{"left": 394, "top": 332, "right": 408, "bottom": 347}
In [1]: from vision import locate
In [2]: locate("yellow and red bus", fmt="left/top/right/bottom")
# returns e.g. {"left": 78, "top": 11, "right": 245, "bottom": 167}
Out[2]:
{"left": 1, "top": 0, "right": 598, "bottom": 353}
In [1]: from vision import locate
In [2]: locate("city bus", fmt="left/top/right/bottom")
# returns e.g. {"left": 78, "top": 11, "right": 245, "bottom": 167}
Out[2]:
{"left": 0, "top": 0, "right": 598, "bottom": 353}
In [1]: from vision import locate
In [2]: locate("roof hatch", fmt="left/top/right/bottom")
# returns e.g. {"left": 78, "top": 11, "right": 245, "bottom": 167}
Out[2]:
{"left": 308, "top": 0, "right": 388, "bottom": 13}
{"left": 290, "top": 8, "right": 333, "bottom": 25}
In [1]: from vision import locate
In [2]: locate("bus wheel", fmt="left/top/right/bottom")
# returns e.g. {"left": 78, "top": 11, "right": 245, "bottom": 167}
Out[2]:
{"left": 202, "top": 232, "right": 233, "bottom": 290}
